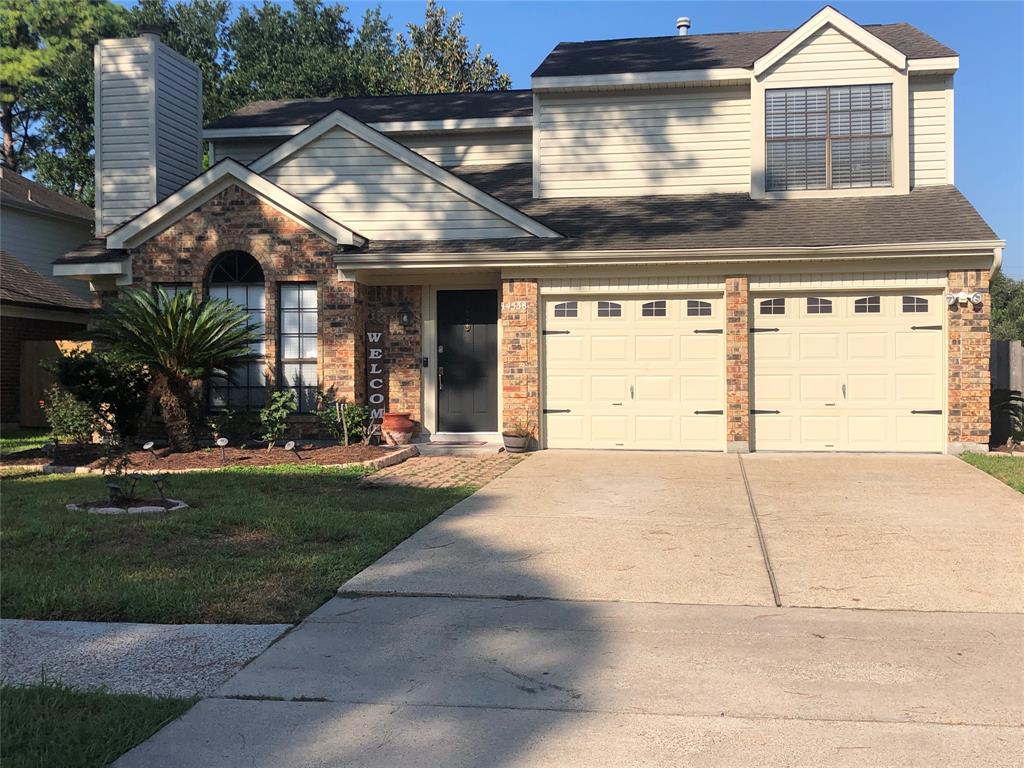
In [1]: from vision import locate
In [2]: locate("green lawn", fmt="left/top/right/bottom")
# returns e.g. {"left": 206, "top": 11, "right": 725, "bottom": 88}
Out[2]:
{"left": 960, "top": 453, "right": 1024, "bottom": 493}
{"left": 0, "top": 464, "right": 473, "bottom": 623}
{"left": 0, "top": 427, "right": 49, "bottom": 457}
{"left": 1, "top": 684, "right": 193, "bottom": 768}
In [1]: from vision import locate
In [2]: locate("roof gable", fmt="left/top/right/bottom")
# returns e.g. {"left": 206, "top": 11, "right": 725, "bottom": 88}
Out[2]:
{"left": 105, "top": 160, "right": 366, "bottom": 250}
{"left": 250, "top": 110, "right": 561, "bottom": 241}
{"left": 753, "top": 6, "right": 906, "bottom": 76}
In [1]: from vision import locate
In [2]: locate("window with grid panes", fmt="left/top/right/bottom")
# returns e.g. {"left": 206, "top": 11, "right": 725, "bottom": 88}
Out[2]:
{"left": 766, "top": 85, "right": 892, "bottom": 191}
{"left": 279, "top": 283, "right": 318, "bottom": 412}
{"left": 207, "top": 251, "right": 267, "bottom": 410}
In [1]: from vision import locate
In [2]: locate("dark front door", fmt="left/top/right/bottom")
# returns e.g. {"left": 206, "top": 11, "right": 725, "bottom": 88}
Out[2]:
{"left": 437, "top": 290, "right": 498, "bottom": 432}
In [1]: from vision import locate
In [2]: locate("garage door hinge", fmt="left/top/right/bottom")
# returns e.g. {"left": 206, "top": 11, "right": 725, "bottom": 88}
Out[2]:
{"left": 911, "top": 325, "right": 942, "bottom": 331}
{"left": 910, "top": 409, "right": 943, "bottom": 415}
{"left": 543, "top": 408, "right": 572, "bottom": 414}
{"left": 694, "top": 409, "right": 724, "bottom": 415}
{"left": 694, "top": 328, "right": 724, "bottom": 334}
{"left": 542, "top": 330, "right": 570, "bottom": 335}
{"left": 750, "top": 409, "right": 781, "bottom": 414}
{"left": 749, "top": 327, "right": 780, "bottom": 333}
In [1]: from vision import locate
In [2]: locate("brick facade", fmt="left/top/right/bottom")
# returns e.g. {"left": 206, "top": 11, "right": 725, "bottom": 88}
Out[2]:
{"left": 500, "top": 278, "right": 541, "bottom": 438}
{"left": 946, "top": 269, "right": 991, "bottom": 451}
{"left": 0, "top": 314, "right": 88, "bottom": 425}
{"left": 724, "top": 276, "right": 751, "bottom": 452}
{"left": 128, "top": 184, "right": 426, "bottom": 431}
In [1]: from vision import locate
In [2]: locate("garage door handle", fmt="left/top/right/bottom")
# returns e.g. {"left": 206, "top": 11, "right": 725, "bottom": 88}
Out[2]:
{"left": 694, "top": 409, "right": 724, "bottom": 415}
{"left": 611, "top": 402, "right": 623, "bottom": 406}
{"left": 911, "top": 409, "right": 943, "bottom": 415}
{"left": 751, "top": 409, "right": 781, "bottom": 414}
{"left": 911, "top": 325, "right": 942, "bottom": 331}
{"left": 750, "top": 327, "right": 780, "bottom": 333}
{"left": 543, "top": 408, "right": 571, "bottom": 414}
{"left": 694, "top": 328, "right": 723, "bottom": 334}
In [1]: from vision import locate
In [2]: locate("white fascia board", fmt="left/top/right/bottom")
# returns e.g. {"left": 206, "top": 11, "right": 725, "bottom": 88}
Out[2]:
{"left": 54, "top": 259, "right": 130, "bottom": 277}
{"left": 334, "top": 240, "right": 1005, "bottom": 271}
{"left": 532, "top": 68, "right": 751, "bottom": 92}
{"left": 106, "top": 159, "right": 366, "bottom": 250}
{"left": 203, "top": 126, "right": 305, "bottom": 140}
{"left": 753, "top": 6, "right": 907, "bottom": 76}
{"left": 251, "top": 110, "right": 563, "bottom": 240}
{"left": 907, "top": 56, "right": 960, "bottom": 74}
{"left": 203, "top": 116, "right": 533, "bottom": 141}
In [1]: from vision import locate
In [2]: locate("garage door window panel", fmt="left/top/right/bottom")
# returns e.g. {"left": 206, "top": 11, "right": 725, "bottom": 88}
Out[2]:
{"left": 641, "top": 300, "right": 667, "bottom": 318}
{"left": 806, "top": 297, "right": 832, "bottom": 315}
{"left": 854, "top": 296, "right": 881, "bottom": 314}
{"left": 902, "top": 296, "right": 929, "bottom": 313}
{"left": 597, "top": 301, "right": 622, "bottom": 318}
{"left": 760, "top": 298, "right": 786, "bottom": 316}
{"left": 553, "top": 301, "right": 578, "bottom": 318}
{"left": 687, "top": 300, "right": 712, "bottom": 317}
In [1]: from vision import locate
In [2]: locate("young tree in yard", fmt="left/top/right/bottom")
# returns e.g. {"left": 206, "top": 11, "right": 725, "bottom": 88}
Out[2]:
{"left": 92, "top": 288, "right": 260, "bottom": 452}
{"left": 990, "top": 270, "right": 1024, "bottom": 342}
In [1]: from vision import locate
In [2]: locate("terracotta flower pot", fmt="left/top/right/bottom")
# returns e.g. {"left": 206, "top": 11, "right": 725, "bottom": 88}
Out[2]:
{"left": 382, "top": 412, "right": 416, "bottom": 445}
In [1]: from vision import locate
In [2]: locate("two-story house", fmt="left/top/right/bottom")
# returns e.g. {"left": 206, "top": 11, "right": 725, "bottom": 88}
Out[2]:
{"left": 56, "top": 6, "right": 1002, "bottom": 454}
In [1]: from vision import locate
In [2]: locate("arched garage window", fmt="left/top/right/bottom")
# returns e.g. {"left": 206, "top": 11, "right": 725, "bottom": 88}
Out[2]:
{"left": 207, "top": 251, "right": 267, "bottom": 409}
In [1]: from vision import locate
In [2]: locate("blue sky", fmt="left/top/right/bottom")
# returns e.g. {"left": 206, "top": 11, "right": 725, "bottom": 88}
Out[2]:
{"left": 337, "top": 1, "right": 1023, "bottom": 277}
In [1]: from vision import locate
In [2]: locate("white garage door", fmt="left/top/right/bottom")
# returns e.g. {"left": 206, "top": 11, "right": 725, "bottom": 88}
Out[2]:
{"left": 751, "top": 291, "right": 944, "bottom": 452}
{"left": 543, "top": 296, "right": 725, "bottom": 450}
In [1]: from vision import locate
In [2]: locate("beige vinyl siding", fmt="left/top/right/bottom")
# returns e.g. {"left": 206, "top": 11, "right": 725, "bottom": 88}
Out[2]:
{"left": 262, "top": 126, "right": 529, "bottom": 240}
{"left": 0, "top": 208, "right": 93, "bottom": 299}
{"left": 95, "top": 36, "right": 202, "bottom": 235}
{"left": 212, "top": 138, "right": 284, "bottom": 165}
{"left": 396, "top": 129, "right": 531, "bottom": 167}
{"left": 95, "top": 38, "right": 153, "bottom": 235}
{"left": 909, "top": 75, "right": 952, "bottom": 187}
{"left": 536, "top": 86, "right": 751, "bottom": 198}
{"left": 762, "top": 24, "right": 897, "bottom": 84}
{"left": 155, "top": 45, "right": 203, "bottom": 197}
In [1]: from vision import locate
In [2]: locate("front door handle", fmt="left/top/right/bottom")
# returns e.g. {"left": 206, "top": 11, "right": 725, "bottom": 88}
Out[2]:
{"left": 438, "top": 366, "right": 443, "bottom": 391}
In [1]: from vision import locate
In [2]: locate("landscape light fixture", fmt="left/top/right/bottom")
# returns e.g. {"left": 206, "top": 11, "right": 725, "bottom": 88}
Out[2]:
{"left": 143, "top": 441, "right": 159, "bottom": 461}
{"left": 216, "top": 436, "right": 229, "bottom": 463}
{"left": 285, "top": 440, "right": 302, "bottom": 460}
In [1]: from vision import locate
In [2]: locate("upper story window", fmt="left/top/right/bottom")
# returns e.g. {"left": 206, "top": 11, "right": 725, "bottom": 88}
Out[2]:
{"left": 641, "top": 300, "right": 667, "bottom": 317}
{"left": 766, "top": 84, "right": 892, "bottom": 192}
{"left": 597, "top": 301, "right": 622, "bottom": 318}
{"left": 553, "top": 301, "right": 577, "bottom": 318}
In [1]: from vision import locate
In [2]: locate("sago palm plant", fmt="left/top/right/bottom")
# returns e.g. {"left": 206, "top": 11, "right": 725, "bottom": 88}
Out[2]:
{"left": 92, "top": 287, "right": 260, "bottom": 452}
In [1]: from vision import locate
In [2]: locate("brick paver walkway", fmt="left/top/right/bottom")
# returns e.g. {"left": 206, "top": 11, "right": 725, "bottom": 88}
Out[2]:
{"left": 363, "top": 454, "right": 521, "bottom": 489}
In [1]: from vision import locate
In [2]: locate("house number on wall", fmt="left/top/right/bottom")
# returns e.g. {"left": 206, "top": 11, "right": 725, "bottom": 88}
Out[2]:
{"left": 502, "top": 300, "right": 528, "bottom": 311}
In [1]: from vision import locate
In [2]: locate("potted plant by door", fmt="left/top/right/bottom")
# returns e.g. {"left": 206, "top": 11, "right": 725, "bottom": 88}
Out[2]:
{"left": 382, "top": 412, "right": 416, "bottom": 445}
{"left": 501, "top": 422, "right": 534, "bottom": 453}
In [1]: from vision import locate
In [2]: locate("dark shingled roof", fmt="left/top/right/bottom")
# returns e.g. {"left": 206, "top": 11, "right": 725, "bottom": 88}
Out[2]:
{"left": 206, "top": 89, "right": 533, "bottom": 131}
{"left": 533, "top": 23, "right": 957, "bottom": 78}
{"left": 54, "top": 238, "right": 126, "bottom": 266}
{"left": 358, "top": 163, "right": 996, "bottom": 255}
{"left": 1, "top": 167, "right": 93, "bottom": 223}
{"left": 0, "top": 251, "right": 91, "bottom": 311}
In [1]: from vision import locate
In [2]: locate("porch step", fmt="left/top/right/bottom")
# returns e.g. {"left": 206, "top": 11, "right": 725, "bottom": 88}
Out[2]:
{"left": 415, "top": 440, "right": 506, "bottom": 457}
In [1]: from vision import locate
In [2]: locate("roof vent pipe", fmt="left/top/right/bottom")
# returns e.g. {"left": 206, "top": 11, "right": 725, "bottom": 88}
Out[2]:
{"left": 676, "top": 17, "right": 691, "bottom": 36}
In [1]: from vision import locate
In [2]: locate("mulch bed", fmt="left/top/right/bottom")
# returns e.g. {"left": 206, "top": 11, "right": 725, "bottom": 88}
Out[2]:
{"left": 0, "top": 445, "right": 104, "bottom": 467}
{"left": 0, "top": 443, "right": 399, "bottom": 471}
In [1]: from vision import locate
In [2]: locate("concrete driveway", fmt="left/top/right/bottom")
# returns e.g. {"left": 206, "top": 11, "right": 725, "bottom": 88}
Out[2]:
{"left": 117, "top": 452, "right": 1023, "bottom": 767}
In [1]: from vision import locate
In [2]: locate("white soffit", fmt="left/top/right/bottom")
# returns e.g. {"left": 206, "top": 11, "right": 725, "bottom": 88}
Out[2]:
{"left": 105, "top": 159, "right": 367, "bottom": 250}
{"left": 753, "top": 6, "right": 908, "bottom": 76}
{"left": 250, "top": 109, "right": 563, "bottom": 239}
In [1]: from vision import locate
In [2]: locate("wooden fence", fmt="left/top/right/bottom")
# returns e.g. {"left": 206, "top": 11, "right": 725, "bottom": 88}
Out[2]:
{"left": 991, "top": 339, "right": 1023, "bottom": 445}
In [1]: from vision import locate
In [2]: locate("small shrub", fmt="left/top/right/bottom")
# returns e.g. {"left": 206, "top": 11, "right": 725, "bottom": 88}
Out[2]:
{"left": 48, "top": 350, "right": 150, "bottom": 444}
{"left": 992, "top": 389, "right": 1024, "bottom": 450}
{"left": 314, "top": 388, "right": 367, "bottom": 444}
{"left": 260, "top": 390, "right": 297, "bottom": 451}
{"left": 41, "top": 386, "right": 96, "bottom": 448}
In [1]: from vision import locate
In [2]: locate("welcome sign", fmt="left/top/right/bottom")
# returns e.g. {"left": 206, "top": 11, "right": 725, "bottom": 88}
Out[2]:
{"left": 366, "top": 328, "right": 387, "bottom": 442}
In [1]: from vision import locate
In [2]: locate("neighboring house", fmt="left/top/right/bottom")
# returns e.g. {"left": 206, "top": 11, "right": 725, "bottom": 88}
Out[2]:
{"left": 1, "top": 167, "right": 94, "bottom": 300}
{"left": 56, "top": 7, "right": 1003, "bottom": 454}
{"left": 0, "top": 251, "right": 91, "bottom": 427}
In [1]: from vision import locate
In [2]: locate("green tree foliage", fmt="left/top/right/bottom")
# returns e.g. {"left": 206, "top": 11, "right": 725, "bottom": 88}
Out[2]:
{"left": 91, "top": 287, "right": 260, "bottom": 452}
{"left": 4, "top": 0, "right": 511, "bottom": 201}
{"left": 49, "top": 349, "right": 151, "bottom": 443}
{"left": 990, "top": 270, "right": 1024, "bottom": 342}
